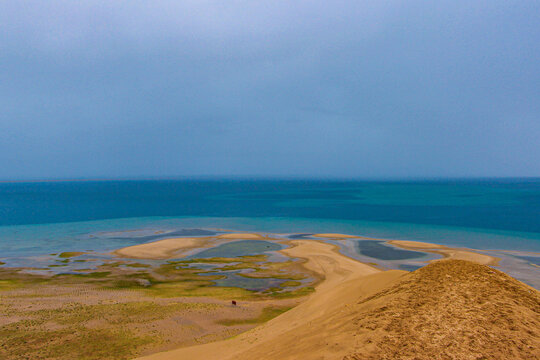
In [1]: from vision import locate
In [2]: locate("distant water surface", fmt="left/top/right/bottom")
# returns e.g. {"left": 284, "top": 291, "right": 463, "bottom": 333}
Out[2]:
{"left": 0, "top": 179, "right": 539, "bottom": 258}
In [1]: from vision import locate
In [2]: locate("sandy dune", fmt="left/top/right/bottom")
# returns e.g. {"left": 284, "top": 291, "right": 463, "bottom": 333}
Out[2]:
{"left": 389, "top": 240, "right": 498, "bottom": 265}
{"left": 135, "top": 240, "right": 398, "bottom": 360}
{"left": 134, "top": 239, "right": 539, "bottom": 360}
{"left": 113, "top": 237, "right": 209, "bottom": 259}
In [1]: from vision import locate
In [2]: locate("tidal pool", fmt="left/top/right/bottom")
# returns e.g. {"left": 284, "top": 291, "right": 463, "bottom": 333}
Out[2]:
{"left": 355, "top": 240, "right": 427, "bottom": 260}
{"left": 187, "top": 240, "right": 283, "bottom": 259}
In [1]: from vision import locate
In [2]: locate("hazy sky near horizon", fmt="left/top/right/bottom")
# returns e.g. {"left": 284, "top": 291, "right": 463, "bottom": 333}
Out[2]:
{"left": 1, "top": 1, "right": 539, "bottom": 179}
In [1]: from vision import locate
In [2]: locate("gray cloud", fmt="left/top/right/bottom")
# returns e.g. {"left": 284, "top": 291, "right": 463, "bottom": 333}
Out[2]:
{"left": 0, "top": 0, "right": 539, "bottom": 179}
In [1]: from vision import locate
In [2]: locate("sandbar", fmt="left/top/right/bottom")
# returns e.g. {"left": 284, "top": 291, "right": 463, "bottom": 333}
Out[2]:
{"left": 217, "top": 233, "right": 266, "bottom": 240}
{"left": 113, "top": 237, "right": 210, "bottom": 259}
{"left": 313, "top": 233, "right": 358, "bottom": 239}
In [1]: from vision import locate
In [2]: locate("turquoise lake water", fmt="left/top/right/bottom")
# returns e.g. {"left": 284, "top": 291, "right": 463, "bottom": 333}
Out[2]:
{"left": 0, "top": 179, "right": 539, "bottom": 260}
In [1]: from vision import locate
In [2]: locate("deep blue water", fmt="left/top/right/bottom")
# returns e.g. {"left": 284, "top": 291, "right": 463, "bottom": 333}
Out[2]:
{"left": 0, "top": 179, "right": 539, "bottom": 257}
{"left": 1, "top": 179, "right": 539, "bottom": 232}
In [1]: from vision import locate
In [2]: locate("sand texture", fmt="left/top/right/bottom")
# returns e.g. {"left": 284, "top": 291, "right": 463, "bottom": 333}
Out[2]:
{"left": 135, "top": 240, "right": 402, "bottom": 360}
{"left": 137, "top": 250, "right": 539, "bottom": 359}
{"left": 113, "top": 237, "right": 210, "bottom": 259}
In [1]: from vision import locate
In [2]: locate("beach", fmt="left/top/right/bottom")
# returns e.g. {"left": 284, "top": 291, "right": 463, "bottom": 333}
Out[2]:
{"left": 3, "top": 229, "right": 538, "bottom": 359}
{"left": 137, "top": 237, "right": 531, "bottom": 360}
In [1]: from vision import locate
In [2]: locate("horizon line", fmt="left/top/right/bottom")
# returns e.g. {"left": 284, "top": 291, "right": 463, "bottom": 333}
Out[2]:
{"left": 1, "top": 175, "right": 539, "bottom": 184}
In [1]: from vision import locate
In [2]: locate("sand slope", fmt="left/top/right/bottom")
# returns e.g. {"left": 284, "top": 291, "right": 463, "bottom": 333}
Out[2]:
{"left": 136, "top": 240, "right": 399, "bottom": 360}
{"left": 136, "top": 254, "right": 539, "bottom": 359}
{"left": 346, "top": 260, "right": 540, "bottom": 359}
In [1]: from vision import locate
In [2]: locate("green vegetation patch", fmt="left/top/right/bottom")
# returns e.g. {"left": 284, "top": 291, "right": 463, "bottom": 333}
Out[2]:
{"left": 0, "top": 323, "right": 153, "bottom": 360}
{"left": 0, "top": 279, "right": 23, "bottom": 292}
{"left": 56, "top": 271, "right": 111, "bottom": 279}
{"left": 279, "top": 280, "right": 303, "bottom": 287}
{"left": 145, "top": 281, "right": 256, "bottom": 299}
{"left": 123, "top": 262, "right": 152, "bottom": 268}
{"left": 217, "top": 306, "right": 291, "bottom": 326}
{"left": 58, "top": 252, "right": 85, "bottom": 258}
{"left": 235, "top": 260, "right": 308, "bottom": 280}
{"left": 178, "top": 254, "right": 267, "bottom": 264}
{"left": 29, "top": 301, "right": 220, "bottom": 325}
{"left": 264, "top": 286, "right": 315, "bottom": 299}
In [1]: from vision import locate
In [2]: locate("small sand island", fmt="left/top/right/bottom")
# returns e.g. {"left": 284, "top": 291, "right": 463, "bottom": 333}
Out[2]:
{"left": 1, "top": 232, "right": 539, "bottom": 359}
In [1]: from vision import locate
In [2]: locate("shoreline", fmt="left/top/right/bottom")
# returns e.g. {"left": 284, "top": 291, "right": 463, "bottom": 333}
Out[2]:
{"left": 134, "top": 237, "right": 502, "bottom": 360}
{"left": 1, "top": 231, "right": 537, "bottom": 359}
{"left": 111, "top": 231, "right": 500, "bottom": 265}
{"left": 135, "top": 240, "right": 399, "bottom": 360}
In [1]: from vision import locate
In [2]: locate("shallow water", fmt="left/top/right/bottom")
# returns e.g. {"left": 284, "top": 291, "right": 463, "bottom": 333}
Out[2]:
{"left": 0, "top": 179, "right": 539, "bottom": 288}
{"left": 354, "top": 240, "right": 427, "bottom": 260}
{"left": 186, "top": 240, "right": 283, "bottom": 259}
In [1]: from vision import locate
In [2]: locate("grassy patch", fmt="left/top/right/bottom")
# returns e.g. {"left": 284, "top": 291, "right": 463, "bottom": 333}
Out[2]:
{"left": 123, "top": 263, "right": 152, "bottom": 268}
{"left": 58, "top": 252, "right": 85, "bottom": 258}
{"left": 219, "top": 262, "right": 257, "bottom": 271}
{"left": 30, "top": 301, "right": 220, "bottom": 326}
{"left": 178, "top": 254, "right": 267, "bottom": 264}
{"left": 57, "top": 271, "right": 111, "bottom": 279}
{"left": 280, "top": 280, "right": 302, "bottom": 287}
{"left": 144, "top": 280, "right": 256, "bottom": 299}
{"left": 0, "top": 324, "right": 153, "bottom": 360}
{"left": 0, "top": 279, "right": 23, "bottom": 292}
{"left": 0, "top": 299, "right": 229, "bottom": 359}
{"left": 217, "top": 306, "right": 291, "bottom": 326}
{"left": 262, "top": 286, "right": 315, "bottom": 299}
{"left": 238, "top": 272, "right": 306, "bottom": 280}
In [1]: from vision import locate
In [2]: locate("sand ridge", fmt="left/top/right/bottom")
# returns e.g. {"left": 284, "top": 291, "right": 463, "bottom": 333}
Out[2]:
{"left": 137, "top": 259, "right": 540, "bottom": 360}
{"left": 389, "top": 240, "right": 499, "bottom": 265}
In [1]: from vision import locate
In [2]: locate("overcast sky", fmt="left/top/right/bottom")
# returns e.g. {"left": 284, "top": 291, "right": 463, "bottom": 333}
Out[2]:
{"left": 0, "top": 1, "right": 539, "bottom": 179}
